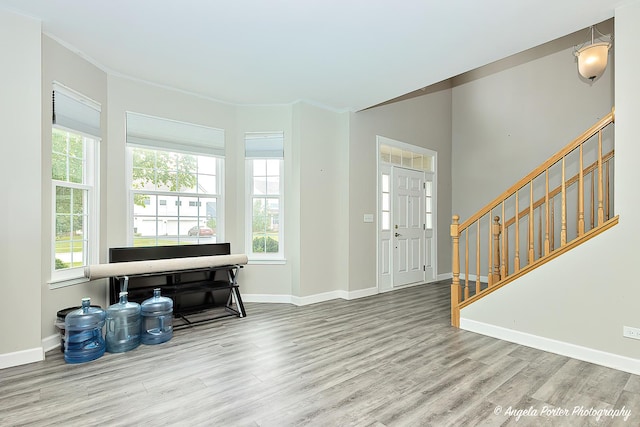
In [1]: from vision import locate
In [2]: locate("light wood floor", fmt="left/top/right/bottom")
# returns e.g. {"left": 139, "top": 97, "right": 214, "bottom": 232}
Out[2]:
{"left": 2, "top": 281, "right": 640, "bottom": 426}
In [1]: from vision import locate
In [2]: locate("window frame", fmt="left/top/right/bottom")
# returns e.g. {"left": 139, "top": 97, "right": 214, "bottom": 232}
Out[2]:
{"left": 245, "top": 157, "right": 285, "bottom": 263}
{"left": 127, "top": 146, "right": 225, "bottom": 247}
{"left": 49, "top": 127, "right": 100, "bottom": 287}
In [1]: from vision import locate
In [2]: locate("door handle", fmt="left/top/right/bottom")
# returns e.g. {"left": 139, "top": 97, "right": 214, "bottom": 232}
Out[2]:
{"left": 395, "top": 232, "right": 401, "bottom": 237}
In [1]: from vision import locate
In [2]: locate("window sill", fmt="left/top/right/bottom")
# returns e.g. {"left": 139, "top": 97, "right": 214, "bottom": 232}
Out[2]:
{"left": 48, "top": 275, "right": 92, "bottom": 289}
{"left": 247, "top": 258, "right": 287, "bottom": 265}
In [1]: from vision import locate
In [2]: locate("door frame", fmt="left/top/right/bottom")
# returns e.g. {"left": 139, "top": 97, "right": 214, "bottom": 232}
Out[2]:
{"left": 376, "top": 136, "right": 438, "bottom": 293}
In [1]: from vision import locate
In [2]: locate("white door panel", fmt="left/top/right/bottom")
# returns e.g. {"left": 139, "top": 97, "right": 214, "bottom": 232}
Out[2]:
{"left": 381, "top": 238, "right": 391, "bottom": 275}
{"left": 393, "top": 167, "right": 424, "bottom": 286}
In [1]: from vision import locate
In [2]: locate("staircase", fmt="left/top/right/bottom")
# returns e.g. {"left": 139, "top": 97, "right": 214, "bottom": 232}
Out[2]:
{"left": 450, "top": 109, "right": 617, "bottom": 327}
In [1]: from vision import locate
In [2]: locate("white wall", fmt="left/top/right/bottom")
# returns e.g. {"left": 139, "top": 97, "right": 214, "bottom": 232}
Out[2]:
{"left": 0, "top": 10, "right": 42, "bottom": 365}
{"left": 461, "top": 5, "right": 640, "bottom": 373}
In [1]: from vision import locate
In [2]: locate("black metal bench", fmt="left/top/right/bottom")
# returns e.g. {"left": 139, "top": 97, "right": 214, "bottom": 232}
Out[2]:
{"left": 108, "top": 243, "right": 246, "bottom": 327}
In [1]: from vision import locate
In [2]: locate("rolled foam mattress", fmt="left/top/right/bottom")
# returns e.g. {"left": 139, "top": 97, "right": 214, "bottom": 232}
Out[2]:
{"left": 84, "top": 254, "right": 249, "bottom": 280}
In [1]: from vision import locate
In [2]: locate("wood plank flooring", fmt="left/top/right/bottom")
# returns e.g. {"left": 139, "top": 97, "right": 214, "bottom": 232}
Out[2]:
{"left": 2, "top": 280, "right": 640, "bottom": 426}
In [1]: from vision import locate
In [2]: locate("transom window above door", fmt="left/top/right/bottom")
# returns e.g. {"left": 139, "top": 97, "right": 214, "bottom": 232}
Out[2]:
{"left": 379, "top": 144, "right": 434, "bottom": 172}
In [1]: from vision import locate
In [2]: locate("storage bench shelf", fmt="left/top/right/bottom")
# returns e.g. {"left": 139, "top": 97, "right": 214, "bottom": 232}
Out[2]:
{"left": 108, "top": 243, "right": 246, "bottom": 327}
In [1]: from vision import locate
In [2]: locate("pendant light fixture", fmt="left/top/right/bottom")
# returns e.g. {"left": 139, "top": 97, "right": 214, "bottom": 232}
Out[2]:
{"left": 574, "top": 25, "right": 612, "bottom": 81}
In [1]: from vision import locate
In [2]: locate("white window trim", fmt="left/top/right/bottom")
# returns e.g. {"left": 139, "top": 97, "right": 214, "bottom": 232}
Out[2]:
{"left": 49, "top": 133, "right": 100, "bottom": 288}
{"left": 245, "top": 158, "right": 285, "bottom": 262}
{"left": 126, "top": 148, "right": 225, "bottom": 246}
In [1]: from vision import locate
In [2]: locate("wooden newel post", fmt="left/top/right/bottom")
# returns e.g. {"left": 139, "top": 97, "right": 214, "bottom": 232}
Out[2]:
{"left": 451, "top": 215, "right": 461, "bottom": 327}
{"left": 492, "top": 216, "right": 501, "bottom": 283}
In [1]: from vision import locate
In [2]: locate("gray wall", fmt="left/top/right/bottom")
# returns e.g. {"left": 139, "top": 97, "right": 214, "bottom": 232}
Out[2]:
{"left": 0, "top": 10, "right": 42, "bottom": 362}
{"left": 234, "top": 105, "right": 295, "bottom": 298}
{"left": 461, "top": 8, "right": 640, "bottom": 366}
{"left": 349, "top": 88, "right": 454, "bottom": 289}
{"left": 105, "top": 75, "right": 237, "bottom": 255}
{"left": 296, "top": 103, "right": 350, "bottom": 297}
{"left": 452, "top": 19, "right": 614, "bottom": 221}
{"left": 40, "top": 35, "right": 109, "bottom": 344}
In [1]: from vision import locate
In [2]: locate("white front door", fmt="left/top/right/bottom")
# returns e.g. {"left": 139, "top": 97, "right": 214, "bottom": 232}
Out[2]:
{"left": 392, "top": 167, "right": 425, "bottom": 286}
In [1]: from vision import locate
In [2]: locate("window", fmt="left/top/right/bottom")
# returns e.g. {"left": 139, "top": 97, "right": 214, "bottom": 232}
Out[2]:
{"left": 380, "top": 144, "right": 433, "bottom": 172}
{"left": 381, "top": 173, "right": 391, "bottom": 230}
{"left": 425, "top": 179, "right": 433, "bottom": 229}
{"left": 51, "top": 83, "right": 100, "bottom": 285}
{"left": 126, "top": 112, "right": 224, "bottom": 246}
{"left": 245, "top": 132, "right": 284, "bottom": 261}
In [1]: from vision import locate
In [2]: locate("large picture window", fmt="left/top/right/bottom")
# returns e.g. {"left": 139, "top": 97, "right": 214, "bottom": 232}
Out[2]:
{"left": 51, "top": 83, "right": 100, "bottom": 284}
{"left": 129, "top": 147, "right": 223, "bottom": 246}
{"left": 245, "top": 132, "right": 284, "bottom": 261}
{"left": 126, "top": 112, "right": 225, "bottom": 246}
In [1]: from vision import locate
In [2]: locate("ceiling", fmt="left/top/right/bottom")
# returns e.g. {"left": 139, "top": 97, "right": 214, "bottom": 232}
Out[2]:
{"left": 0, "top": 0, "right": 629, "bottom": 112}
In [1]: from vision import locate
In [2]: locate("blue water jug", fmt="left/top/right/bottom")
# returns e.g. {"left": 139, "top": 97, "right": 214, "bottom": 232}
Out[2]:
{"left": 141, "top": 288, "right": 173, "bottom": 345}
{"left": 64, "top": 298, "right": 106, "bottom": 364}
{"left": 106, "top": 292, "right": 141, "bottom": 353}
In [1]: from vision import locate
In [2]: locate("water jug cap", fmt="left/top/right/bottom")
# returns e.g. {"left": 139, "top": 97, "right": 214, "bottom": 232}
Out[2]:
{"left": 142, "top": 290, "right": 173, "bottom": 313}
{"left": 66, "top": 299, "right": 106, "bottom": 327}
{"left": 119, "top": 291, "right": 128, "bottom": 297}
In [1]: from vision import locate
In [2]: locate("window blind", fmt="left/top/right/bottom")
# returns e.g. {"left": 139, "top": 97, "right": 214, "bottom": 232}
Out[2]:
{"left": 126, "top": 112, "right": 225, "bottom": 157}
{"left": 245, "top": 132, "right": 284, "bottom": 159}
{"left": 52, "top": 82, "right": 101, "bottom": 139}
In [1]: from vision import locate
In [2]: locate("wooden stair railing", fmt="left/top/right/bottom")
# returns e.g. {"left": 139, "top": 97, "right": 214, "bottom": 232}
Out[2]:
{"left": 451, "top": 109, "right": 618, "bottom": 327}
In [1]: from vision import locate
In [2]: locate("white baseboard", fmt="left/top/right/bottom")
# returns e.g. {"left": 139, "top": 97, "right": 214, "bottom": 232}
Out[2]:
{"left": 460, "top": 318, "right": 640, "bottom": 376}
{"left": 242, "top": 294, "right": 294, "bottom": 304}
{"left": 459, "top": 273, "right": 489, "bottom": 282}
{"left": 0, "top": 347, "right": 44, "bottom": 370}
{"left": 393, "top": 281, "right": 431, "bottom": 291}
{"left": 292, "top": 290, "right": 345, "bottom": 306}
{"left": 244, "top": 286, "right": 379, "bottom": 306}
{"left": 437, "top": 272, "right": 452, "bottom": 281}
{"left": 244, "top": 283, "right": 436, "bottom": 307}
{"left": 42, "top": 333, "right": 62, "bottom": 353}
{"left": 344, "top": 286, "right": 378, "bottom": 300}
